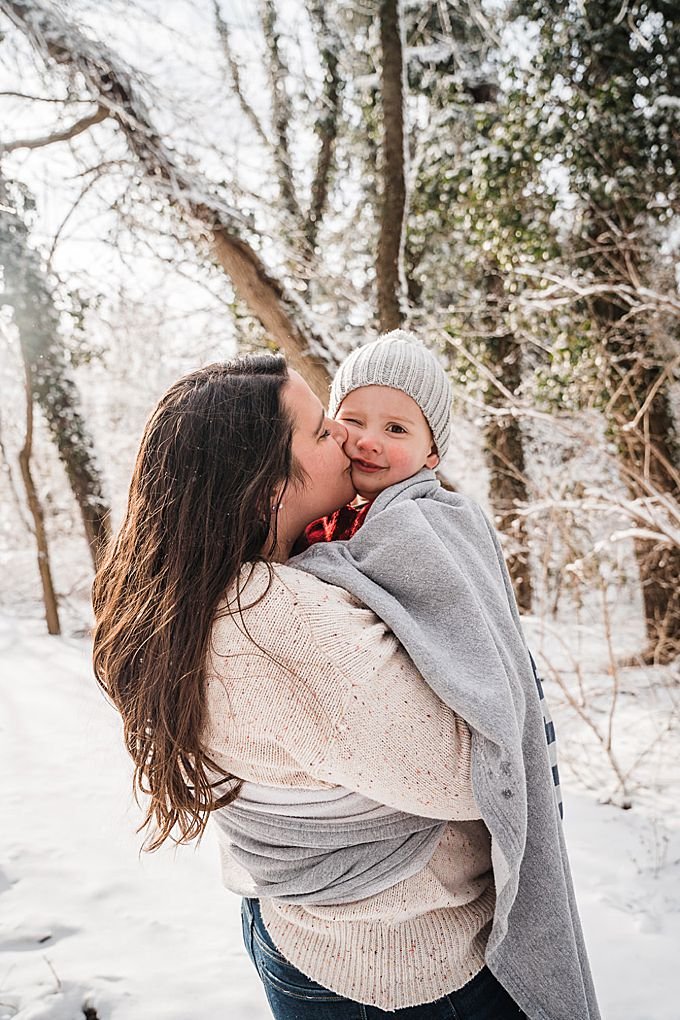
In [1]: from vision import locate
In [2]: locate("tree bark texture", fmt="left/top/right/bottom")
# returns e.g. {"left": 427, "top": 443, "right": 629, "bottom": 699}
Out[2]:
{"left": 0, "top": 175, "right": 111, "bottom": 569}
{"left": 376, "top": 0, "right": 406, "bottom": 332}
{"left": 0, "top": 0, "right": 334, "bottom": 402}
{"left": 18, "top": 363, "right": 61, "bottom": 635}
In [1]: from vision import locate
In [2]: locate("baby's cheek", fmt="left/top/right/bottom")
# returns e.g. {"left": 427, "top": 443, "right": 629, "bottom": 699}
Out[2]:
{"left": 388, "top": 445, "right": 421, "bottom": 473}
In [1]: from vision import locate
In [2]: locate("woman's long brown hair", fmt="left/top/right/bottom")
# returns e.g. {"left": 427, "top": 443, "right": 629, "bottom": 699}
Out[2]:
{"left": 92, "top": 354, "right": 297, "bottom": 850}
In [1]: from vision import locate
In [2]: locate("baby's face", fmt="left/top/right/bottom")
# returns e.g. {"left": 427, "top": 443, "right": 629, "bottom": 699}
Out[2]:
{"left": 335, "top": 386, "right": 439, "bottom": 500}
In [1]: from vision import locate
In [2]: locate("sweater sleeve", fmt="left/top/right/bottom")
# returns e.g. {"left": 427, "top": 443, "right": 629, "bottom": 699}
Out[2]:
{"left": 207, "top": 564, "right": 479, "bottom": 822}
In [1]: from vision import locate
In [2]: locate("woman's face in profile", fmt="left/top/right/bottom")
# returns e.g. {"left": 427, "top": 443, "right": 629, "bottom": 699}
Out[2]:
{"left": 281, "top": 369, "right": 355, "bottom": 526}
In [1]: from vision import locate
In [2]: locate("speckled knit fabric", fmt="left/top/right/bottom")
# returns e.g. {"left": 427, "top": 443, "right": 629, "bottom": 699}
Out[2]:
{"left": 204, "top": 562, "right": 495, "bottom": 1010}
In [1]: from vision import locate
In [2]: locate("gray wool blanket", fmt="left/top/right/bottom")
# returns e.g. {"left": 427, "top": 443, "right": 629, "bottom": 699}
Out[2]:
{"left": 213, "top": 470, "right": 600, "bottom": 1020}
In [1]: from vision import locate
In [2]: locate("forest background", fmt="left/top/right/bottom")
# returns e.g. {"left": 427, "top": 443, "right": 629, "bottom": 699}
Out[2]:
{"left": 0, "top": 1, "right": 679, "bottom": 1018}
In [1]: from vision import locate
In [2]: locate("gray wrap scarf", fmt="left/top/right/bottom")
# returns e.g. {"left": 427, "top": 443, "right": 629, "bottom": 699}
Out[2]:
{"left": 211, "top": 782, "right": 446, "bottom": 904}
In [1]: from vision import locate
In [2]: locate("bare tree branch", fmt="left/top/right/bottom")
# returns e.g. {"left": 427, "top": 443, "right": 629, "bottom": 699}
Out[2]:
{"left": 305, "top": 0, "right": 343, "bottom": 252}
{"left": 517, "top": 487, "right": 680, "bottom": 551}
{"left": 259, "top": 0, "right": 306, "bottom": 235}
{"left": 212, "top": 0, "right": 271, "bottom": 151}
{"left": 0, "top": 104, "right": 108, "bottom": 152}
{"left": 45, "top": 161, "right": 126, "bottom": 273}
{"left": 620, "top": 355, "right": 680, "bottom": 432}
{"left": 0, "top": 90, "right": 82, "bottom": 102}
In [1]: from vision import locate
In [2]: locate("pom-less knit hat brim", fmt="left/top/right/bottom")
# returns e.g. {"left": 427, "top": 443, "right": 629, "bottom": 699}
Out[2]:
{"left": 329, "top": 330, "right": 452, "bottom": 457}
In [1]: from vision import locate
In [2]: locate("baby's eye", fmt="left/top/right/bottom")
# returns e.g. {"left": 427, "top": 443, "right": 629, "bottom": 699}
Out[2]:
{"left": 340, "top": 418, "right": 361, "bottom": 426}
{"left": 386, "top": 424, "right": 407, "bottom": 434}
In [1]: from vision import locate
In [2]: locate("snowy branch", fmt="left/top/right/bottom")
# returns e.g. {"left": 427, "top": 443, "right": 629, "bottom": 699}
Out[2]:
{"left": 516, "top": 266, "right": 680, "bottom": 318}
{"left": 517, "top": 488, "right": 680, "bottom": 550}
{"left": 0, "top": 104, "right": 108, "bottom": 152}
{"left": 0, "top": 0, "right": 245, "bottom": 228}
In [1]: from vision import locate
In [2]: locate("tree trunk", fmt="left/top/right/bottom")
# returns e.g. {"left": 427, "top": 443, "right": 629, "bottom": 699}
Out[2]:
{"left": 211, "top": 228, "right": 333, "bottom": 400}
{"left": 376, "top": 0, "right": 406, "bottom": 332}
{"left": 0, "top": 173, "right": 111, "bottom": 569}
{"left": 18, "top": 362, "right": 61, "bottom": 636}
{"left": 482, "top": 271, "right": 533, "bottom": 612}
{"left": 598, "top": 312, "right": 680, "bottom": 663}
{"left": 0, "top": 0, "right": 335, "bottom": 402}
{"left": 484, "top": 336, "right": 534, "bottom": 613}
{"left": 29, "top": 363, "right": 112, "bottom": 566}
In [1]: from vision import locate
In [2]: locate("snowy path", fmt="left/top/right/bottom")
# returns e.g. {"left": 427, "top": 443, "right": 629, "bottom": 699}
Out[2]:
{"left": 1, "top": 614, "right": 678, "bottom": 1019}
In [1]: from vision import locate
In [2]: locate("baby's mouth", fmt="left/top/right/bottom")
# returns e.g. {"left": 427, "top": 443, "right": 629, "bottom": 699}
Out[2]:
{"left": 352, "top": 458, "right": 385, "bottom": 473}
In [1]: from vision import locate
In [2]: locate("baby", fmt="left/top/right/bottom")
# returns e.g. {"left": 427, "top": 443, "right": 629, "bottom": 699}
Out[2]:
{"left": 302, "top": 329, "right": 451, "bottom": 546}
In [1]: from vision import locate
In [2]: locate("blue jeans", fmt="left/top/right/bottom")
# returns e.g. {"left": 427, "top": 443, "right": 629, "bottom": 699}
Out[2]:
{"left": 241, "top": 898, "right": 526, "bottom": 1019}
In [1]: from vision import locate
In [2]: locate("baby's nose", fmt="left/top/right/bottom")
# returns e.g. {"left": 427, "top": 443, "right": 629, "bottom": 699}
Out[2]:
{"left": 357, "top": 431, "right": 381, "bottom": 451}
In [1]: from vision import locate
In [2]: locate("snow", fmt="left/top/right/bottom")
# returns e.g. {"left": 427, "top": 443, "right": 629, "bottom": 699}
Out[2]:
{"left": 1, "top": 608, "right": 679, "bottom": 1019}
{"left": 0, "top": 613, "right": 269, "bottom": 1020}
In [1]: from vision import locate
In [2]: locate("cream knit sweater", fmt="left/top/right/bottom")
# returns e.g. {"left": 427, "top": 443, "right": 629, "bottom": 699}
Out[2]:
{"left": 204, "top": 563, "right": 495, "bottom": 1010}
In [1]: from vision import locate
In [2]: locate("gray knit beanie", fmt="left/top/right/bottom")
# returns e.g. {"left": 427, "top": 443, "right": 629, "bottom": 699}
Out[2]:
{"left": 329, "top": 330, "right": 452, "bottom": 456}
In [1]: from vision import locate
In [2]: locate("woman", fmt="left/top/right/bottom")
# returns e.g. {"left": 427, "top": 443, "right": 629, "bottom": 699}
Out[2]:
{"left": 93, "top": 353, "right": 525, "bottom": 1018}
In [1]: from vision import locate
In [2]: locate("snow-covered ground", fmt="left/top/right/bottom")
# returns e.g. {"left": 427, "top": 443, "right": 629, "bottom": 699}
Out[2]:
{"left": 0, "top": 613, "right": 267, "bottom": 1020}
{"left": 1, "top": 607, "right": 679, "bottom": 1020}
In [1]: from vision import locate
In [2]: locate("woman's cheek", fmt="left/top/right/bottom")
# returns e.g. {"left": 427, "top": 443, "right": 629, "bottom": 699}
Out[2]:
{"left": 327, "top": 437, "right": 348, "bottom": 470}
{"left": 341, "top": 425, "right": 359, "bottom": 451}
